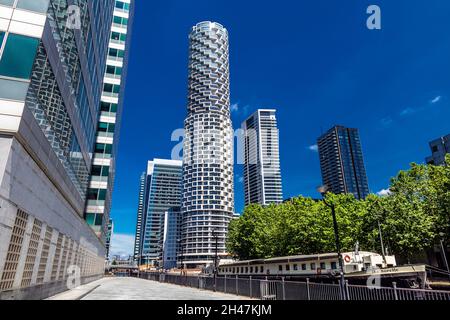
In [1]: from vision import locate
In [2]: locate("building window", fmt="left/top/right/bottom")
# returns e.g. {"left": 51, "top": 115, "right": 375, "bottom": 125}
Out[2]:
{"left": 95, "top": 214, "right": 103, "bottom": 226}
{"left": 311, "top": 263, "right": 316, "bottom": 270}
{"left": 302, "top": 264, "right": 307, "bottom": 270}
{"left": 0, "top": 33, "right": 39, "bottom": 79}
{"left": 278, "top": 265, "right": 282, "bottom": 271}
{"left": 331, "top": 262, "right": 337, "bottom": 270}
{"left": 286, "top": 264, "right": 290, "bottom": 271}
{"left": 0, "top": 0, "right": 15, "bottom": 7}
{"left": 86, "top": 213, "right": 95, "bottom": 225}
{"left": 320, "top": 262, "right": 326, "bottom": 270}
{"left": 293, "top": 264, "right": 298, "bottom": 271}
{"left": 16, "top": 0, "right": 49, "bottom": 13}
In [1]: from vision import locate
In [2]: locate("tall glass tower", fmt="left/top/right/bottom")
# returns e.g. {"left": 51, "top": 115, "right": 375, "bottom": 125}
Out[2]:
{"left": 317, "top": 125, "right": 370, "bottom": 200}
{"left": 181, "top": 22, "right": 234, "bottom": 268}
{"left": 426, "top": 134, "right": 450, "bottom": 166}
{"left": 84, "top": 0, "right": 135, "bottom": 244}
{"left": 140, "top": 159, "right": 182, "bottom": 266}
{"left": 242, "top": 109, "right": 283, "bottom": 206}
{"left": 133, "top": 171, "right": 147, "bottom": 263}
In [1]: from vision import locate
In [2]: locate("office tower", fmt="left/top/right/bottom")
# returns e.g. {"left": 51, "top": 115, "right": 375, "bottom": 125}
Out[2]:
{"left": 133, "top": 172, "right": 147, "bottom": 263}
{"left": 242, "top": 109, "right": 283, "bottom": 206}
{"left": 105, "top": 219, "right": 114, "bottom": 262}
{"left": 317, "top": 126, "right": 370, "bottom": 200}
{"left": 159, "top": 207, "right": 182, "bottom": 270}
{"left": 84, "top": 0, "right": 134, "bottom": 243}
{"left": 138, "top": 159, "right": 182, "bottom": 266}
{"left": 0, "top": 0, "right": 114, "bottom": 299}
{"left": 426, "top": 134, "right": 450, "bottom": 166}
{"left": 181, "top": 21, "right": 234, "bottom": 268}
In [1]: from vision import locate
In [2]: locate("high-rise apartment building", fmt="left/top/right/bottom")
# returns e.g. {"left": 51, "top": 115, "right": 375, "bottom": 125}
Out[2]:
{"left": 133, "top": 171, "right": 147, "bottom": 263}
{"left": 242, "top": 109, "right": 283, "bottom": 206}
{"left": 426, "top": 134, "right": 450, "bottom": 166}
{"left": 317, "top": 125, "right": 370, "bottom": 200}
{"left": 181, "top": 21, "right": 234, "bottom": 268}
{"left": 160, "top": 207, "right": 182, "bottom": 270}
{"left": 84, "top": 0, "right": 134, "bottom": 243}
{"left": 105, "top": 219, "right": 114, "bottom": 261}
{"left": 0, "top": 0, "right": 114, "bottom": 299}
{"left": 135, "top": 159, "right": 182, "bottom": 266}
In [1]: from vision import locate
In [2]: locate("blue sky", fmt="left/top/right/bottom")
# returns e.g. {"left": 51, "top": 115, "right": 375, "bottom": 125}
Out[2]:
{"left": 109, "top": 0, "right": 450, "bottom": 255}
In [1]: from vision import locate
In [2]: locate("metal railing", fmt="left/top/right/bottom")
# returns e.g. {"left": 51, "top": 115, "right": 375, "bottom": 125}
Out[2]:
{"left": 137, "top": 272, "right": 450, "bottom": 301}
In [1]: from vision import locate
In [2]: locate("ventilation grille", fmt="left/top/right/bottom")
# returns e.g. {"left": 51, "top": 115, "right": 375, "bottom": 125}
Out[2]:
{"left": 21, "top": 218, "right": 42, "bottom": 288}
{"left": 0, "top": 210, "right": 28, "bottom": 291}
{"left": 51, "top": 233, "right": 64, "bottom": 281}
{"left": 59, "top": 237, "right": 70, "bottom": 280}
{"left": 36, "top": 226, "right": 52, "bottom": 284}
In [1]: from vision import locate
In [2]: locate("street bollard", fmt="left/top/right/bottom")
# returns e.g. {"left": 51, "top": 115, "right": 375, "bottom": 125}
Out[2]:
{"left": 345, "top": 280, "right": 350, "bottom": 300}
{"left": 392, "top": 282, "right": 398, "bottom": 300}
{"left": 306, "top": 278, "right": 311, "bottom": 301}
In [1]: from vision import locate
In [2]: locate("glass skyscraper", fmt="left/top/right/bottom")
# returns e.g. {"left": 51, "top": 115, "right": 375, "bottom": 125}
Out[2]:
{"left": 84, "top": 0, "right": 134, "bottom": 244}
{"left": 181, "top": 21, "right": 234, "bottom": 268}
{"left": 242, "top": 109, "right": 283, "bottom": 206}
{"left": 160, "top": 207, "right": 182, "bottom": 270}
{"left": 317, "top": 125, "right": 370, "bottom": 200}
{"left": 136, "top": 159, "right": 182, "bottom": 266}
{"left": 426, "top": 134, "right": 450, "bottom": 166}
{"left": 105, "top": 219, "right": 114, "bottom": 262}
{"left": 0, "top": 0, "right": 115, "bottom": 299}
{"left": 133, "top": 171, "right": 146, "bottom": 263}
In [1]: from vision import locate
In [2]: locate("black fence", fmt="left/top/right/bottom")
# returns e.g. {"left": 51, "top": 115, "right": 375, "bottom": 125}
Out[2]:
{"left": 137, "top": 272, "right": 450, "bottom": 300}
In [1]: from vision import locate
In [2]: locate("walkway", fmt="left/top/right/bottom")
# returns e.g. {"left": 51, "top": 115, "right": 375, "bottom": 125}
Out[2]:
{"left": 47, "top": 277, "right": 249, "bottom": 300}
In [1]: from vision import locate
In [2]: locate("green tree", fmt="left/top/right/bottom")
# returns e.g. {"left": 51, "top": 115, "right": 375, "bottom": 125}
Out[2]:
{"left": 227, "top": 158, "right": 448, "bottom": 262}
{"left": 384, "top": 164, "right": 439, "bottom": 261}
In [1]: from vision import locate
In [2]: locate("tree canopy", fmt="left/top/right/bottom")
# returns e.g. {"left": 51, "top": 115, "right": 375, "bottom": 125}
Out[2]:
{"left": 227, "top": 155, "right": 450, "bottom": 262}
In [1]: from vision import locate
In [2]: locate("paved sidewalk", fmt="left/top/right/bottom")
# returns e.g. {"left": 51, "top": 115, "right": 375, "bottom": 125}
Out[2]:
{"left": 47, "top": 277, "right": 249, "bottom": 300}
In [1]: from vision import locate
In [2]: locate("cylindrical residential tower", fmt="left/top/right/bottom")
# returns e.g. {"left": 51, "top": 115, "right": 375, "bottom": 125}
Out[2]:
{"left": 181, "top": 21, "right": 234, "bottom": 268}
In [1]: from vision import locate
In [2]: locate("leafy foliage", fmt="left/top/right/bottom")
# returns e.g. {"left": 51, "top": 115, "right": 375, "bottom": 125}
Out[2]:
{"left": 227, "top": 158, "right": 450, "bottom": 261}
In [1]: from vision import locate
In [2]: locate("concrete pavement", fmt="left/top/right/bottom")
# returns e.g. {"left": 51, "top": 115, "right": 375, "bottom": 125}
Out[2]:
{"left": 47, "top": 277, "right": 249, "bottom": 300}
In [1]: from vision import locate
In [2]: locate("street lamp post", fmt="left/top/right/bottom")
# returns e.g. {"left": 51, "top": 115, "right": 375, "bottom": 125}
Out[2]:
{"left": 213, "top": 228, "right": 219, "bottom": 292}
{"left": 439, "top": 232, "right": 450, "bottom": 280}
{"left": 318, "top": 185, "right": 347, "bottom": 300}
{"left": 177, "top": 239, "right": 185, "bottom": 275}
{"left": 159, "top": 244, "right": 165, "bottom": 272}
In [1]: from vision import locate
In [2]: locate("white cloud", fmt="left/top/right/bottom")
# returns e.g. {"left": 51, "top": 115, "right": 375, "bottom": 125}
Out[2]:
{"left": 377, "top": 188, "right": 392, "bottom": 197}
{"left": 110, "top": 233, "right": 135, "bottom": 258}
{"left": 380, "top": 117, "right": 393, "bottom": 127}
{"left": 400, "top": 107, "right": 416, "bottom": 116}
{"left": 431, "top": 96, "right": 441, "bottom": 104}
{"left": 231, "top": 103, "right": 239, "bottom": 112}
{"left": 308, "top": 144, "right": 319, "bottom": 152}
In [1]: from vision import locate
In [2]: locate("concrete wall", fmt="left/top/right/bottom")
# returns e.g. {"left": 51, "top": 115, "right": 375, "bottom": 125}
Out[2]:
{"left": 0, "top": 136, "right": 105, "bottom": 300}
